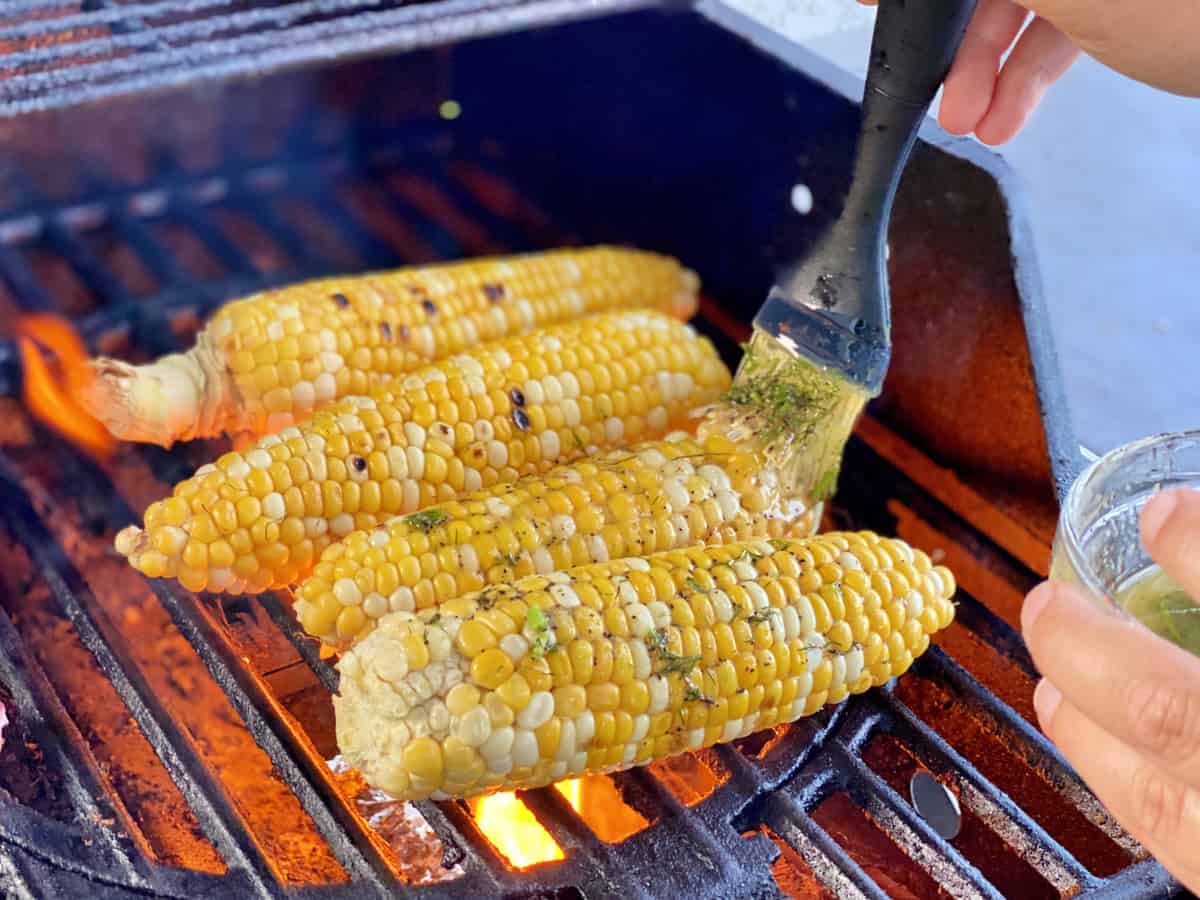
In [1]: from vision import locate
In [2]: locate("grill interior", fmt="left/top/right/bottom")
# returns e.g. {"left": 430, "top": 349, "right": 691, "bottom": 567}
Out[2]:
{"left": 0, "top": 6, "right": 1181, "bottom": 899}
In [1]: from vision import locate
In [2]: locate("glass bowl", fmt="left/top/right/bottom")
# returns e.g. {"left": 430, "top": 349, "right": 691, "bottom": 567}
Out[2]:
{"left": 1050, "top": 430, "right": 1200, "bottom": 656}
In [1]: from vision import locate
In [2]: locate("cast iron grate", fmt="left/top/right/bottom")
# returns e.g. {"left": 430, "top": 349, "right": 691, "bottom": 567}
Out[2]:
{"left": 0, "top": 0, "right": 657, "bottom": 117}
{"left": 0, "top": 124, "right": 1179, "bottom": 899}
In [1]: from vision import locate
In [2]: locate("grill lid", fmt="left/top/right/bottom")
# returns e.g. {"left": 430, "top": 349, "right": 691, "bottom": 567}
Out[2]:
{"left": 0, "top": 0, "right": 655, "bottom": 117}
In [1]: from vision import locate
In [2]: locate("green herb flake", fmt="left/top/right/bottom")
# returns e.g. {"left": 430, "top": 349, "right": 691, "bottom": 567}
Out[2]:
{"left": 746, "top": 607, "right": 781, "bottom": 625}
{"left": 685, "top": 577, "right": 708, "bottom": 594}
{"left": 404, "top": 508, "right": 447, "bottom": 532}
{"left": 645, "top": 626, "right": 670, "bottom": 655}
{"left": 527, "top": 606, "right": 558, "bottom": 658}
{"left": 769, "top": 539, "right": 789, "bottom": 551}
{"left": 684, "top": 682, "right": 713, "bottom": 704}
{"left": 723, "top": 341, "right": 838, "bottom": 449}
{"left": 644, "top": 627, "right": 701, "bottom": 677}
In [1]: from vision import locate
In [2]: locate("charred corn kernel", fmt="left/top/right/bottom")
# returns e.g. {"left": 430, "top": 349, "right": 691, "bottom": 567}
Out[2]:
{"left": 298, "top": 429, "right": 820, "bottom": 649}
{"left": 118, "top": 311, "right": 728, "bottom": 596}
{"left": 334, "top": 533, "right": 956, "bottom": 800}
{"left": 83, "top": 246, "right": 701, "bottom": 447}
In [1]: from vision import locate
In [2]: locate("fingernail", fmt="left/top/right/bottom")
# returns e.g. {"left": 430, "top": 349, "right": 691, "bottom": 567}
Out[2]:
{"left": 1033, "top": 679, "right": 1062, "bottom": 725}
{"left": 1021, "top": 581, "right": 1054, "bottom": 635}
{"left": 1140, "top": 489, "right": 1180, "bottom": 545}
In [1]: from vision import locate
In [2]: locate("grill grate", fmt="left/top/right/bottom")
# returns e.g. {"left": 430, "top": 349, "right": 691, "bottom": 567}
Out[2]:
{"left": 0, "top": 0, "right": 656, "bottom": 117}
{"left": 0, "top": 123, "right": 1178, "bottom": 898}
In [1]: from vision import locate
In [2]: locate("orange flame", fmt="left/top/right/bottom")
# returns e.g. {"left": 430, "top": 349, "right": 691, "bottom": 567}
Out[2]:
{"left": 468, "top": 782, "right": 581, "bottom": 869}
{"left": 15, "top": 315, "right": 116, "bottom": 462}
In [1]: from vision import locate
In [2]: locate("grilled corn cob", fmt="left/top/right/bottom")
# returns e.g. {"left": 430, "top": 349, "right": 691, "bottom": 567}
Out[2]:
{"left": 82, "top": 247, "right": 699, "bottom": 447}
{"left": 334, "top": 533, "right": 956, "bottom": 801}
{"left": 294, "top": 429, "right": 822, "bottom": 650}
{"left": 115, "top": 311, "right": 729, "bottom": 595}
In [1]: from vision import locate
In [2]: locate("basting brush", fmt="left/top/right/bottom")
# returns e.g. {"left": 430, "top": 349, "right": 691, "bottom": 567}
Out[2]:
{"left": 715, "top": 0, "right": 978, "bottom": 503}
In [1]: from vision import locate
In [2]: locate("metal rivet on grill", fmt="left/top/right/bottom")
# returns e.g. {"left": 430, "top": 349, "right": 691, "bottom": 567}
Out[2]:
{"left": 509, "top": 388, "right": 525, "bottom": 407}
{"left": 909, "top": 772, "right": 961, "bottom": 841}
{"left": 512, "top": 408, "right": 531, "bottom": 431}
{"left": 331, "top": 292, "right": 350, "bottom": 308}
{"left": 421, "top": 299, "right": 437, "bottom": 316}
{"left": 483, "top": 282, "right": 505, "bottom": 302}
{"left": 352, "top": 456, "right": 367, "bottom": 472}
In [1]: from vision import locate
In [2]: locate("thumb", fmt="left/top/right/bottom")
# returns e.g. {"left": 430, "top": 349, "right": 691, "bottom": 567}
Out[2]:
{"left": 1140, "top": 487, "right": 1200, "bottom": 601}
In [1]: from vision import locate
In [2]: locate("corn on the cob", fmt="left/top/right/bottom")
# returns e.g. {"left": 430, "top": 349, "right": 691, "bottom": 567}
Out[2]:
{"left": 334, "top": 533, "right": 956, "bottom": 801}
{"left": 82, "top": 247, "right": 699, "bottom": 448}
{"left": 294, "top": 429, "right": 822, "bottom": 650}
{"left": 115, "top": 311, "right": 729, "bottom": 595}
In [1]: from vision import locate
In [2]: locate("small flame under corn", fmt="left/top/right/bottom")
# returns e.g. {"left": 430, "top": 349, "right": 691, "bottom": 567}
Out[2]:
{"left": 14, "top": 314, "right": 115, "bottom": 462}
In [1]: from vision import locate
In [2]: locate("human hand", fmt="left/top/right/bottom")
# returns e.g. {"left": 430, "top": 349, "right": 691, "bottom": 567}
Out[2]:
{"left": 1021, "top": 488, "right": 1200, "bottom": 893}
{"left": 856, "top": 0, "right": 1200, "bottom": 145}
{"left": 855, "top": 0, "right": 1078, "bottom": 144}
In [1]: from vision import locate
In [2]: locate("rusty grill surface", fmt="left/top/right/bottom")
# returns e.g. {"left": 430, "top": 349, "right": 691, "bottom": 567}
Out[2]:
{"left": 0, "top": 126, "right": 1178, "bottom": 899}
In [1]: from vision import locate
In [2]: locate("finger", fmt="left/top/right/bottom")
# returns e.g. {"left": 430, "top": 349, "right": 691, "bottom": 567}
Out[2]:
{"left": 938, "top": 0, "right": 1029, "bottom": 135}
{"left": 1034, "top": 681, "right": 1200, "bottom": 889}
{"left": 1141, "top": 488, "right": 1200, "bottom": 602}
{"left": 974, "top": 16, "right": 1079, "bottom": 145}
{"left": 1022, "top": 581, "right": 1200, "bottom": 782}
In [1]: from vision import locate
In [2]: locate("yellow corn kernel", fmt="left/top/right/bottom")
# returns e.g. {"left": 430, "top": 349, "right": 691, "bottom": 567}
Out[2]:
{"left": 472, "top": 649, "right": 515, "bottom": 691}
{"left": 296, "top": 428, "right": 821, "bottom": 650}
{"left": 117, "top": 309, "right": 730, "bottom": 599}
{"left": 84, "top": 247, "right": 702, "bottom": 448}
{"left": 333, "top": 533, "right": 957, "bottom": 801}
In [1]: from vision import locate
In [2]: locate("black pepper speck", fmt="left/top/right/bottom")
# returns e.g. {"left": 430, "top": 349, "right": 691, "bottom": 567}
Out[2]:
{"left": 397, "top": 324, "right": 411, "bottom": 342}
{"left": 509, "top": 387, "right": 525, "bottom": 407}
{"left": 380, "top": 322, "right": 392, "bottom": 340}
{"left": 421, "top": 299, "right": 437, "bottom": 316}
{"left": 352, "top": 456, "right": 367, "bottom": 472}
{"left": 332, "top": 293, "right": 350, "bottom": 308}
{"left": 512, "top": 408, "right": 531, "bottom": 431}
{"left": 483, "top": 283, "right": 505, "bottom": 302}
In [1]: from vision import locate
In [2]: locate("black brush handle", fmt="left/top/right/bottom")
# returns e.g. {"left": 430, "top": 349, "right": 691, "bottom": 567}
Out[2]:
{"left": 761, "top": 0, "right": 976, "bottom": 395}
{"left": 842, "top": 0, "right": 978, "bottom": 253}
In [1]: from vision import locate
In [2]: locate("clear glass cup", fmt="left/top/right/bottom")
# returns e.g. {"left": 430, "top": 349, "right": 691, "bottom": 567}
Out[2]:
{"left": 1050, "top": 430, "right": 1200, "bottom": 657}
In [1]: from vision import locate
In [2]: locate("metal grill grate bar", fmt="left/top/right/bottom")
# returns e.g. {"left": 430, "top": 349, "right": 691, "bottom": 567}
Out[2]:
{"left": 144, "top": 580, "right": 406, "bottom": 897}
{"left": 0, "top": 459, "right": 278, "bottom": 898}
{"left": 256, "top": 593, "right": 340, "bottom": 694}
{"left": 874, "top": 685, "right": 1095, "bottom": 889}
{"left": 833, "top": 722, "right": 1006, "bottom": 900}
{"left": 764, "top": 774, "right": 894, "bottom": 900}
{"left": 0, "top": 606, "right": 146, "bottom": 884}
